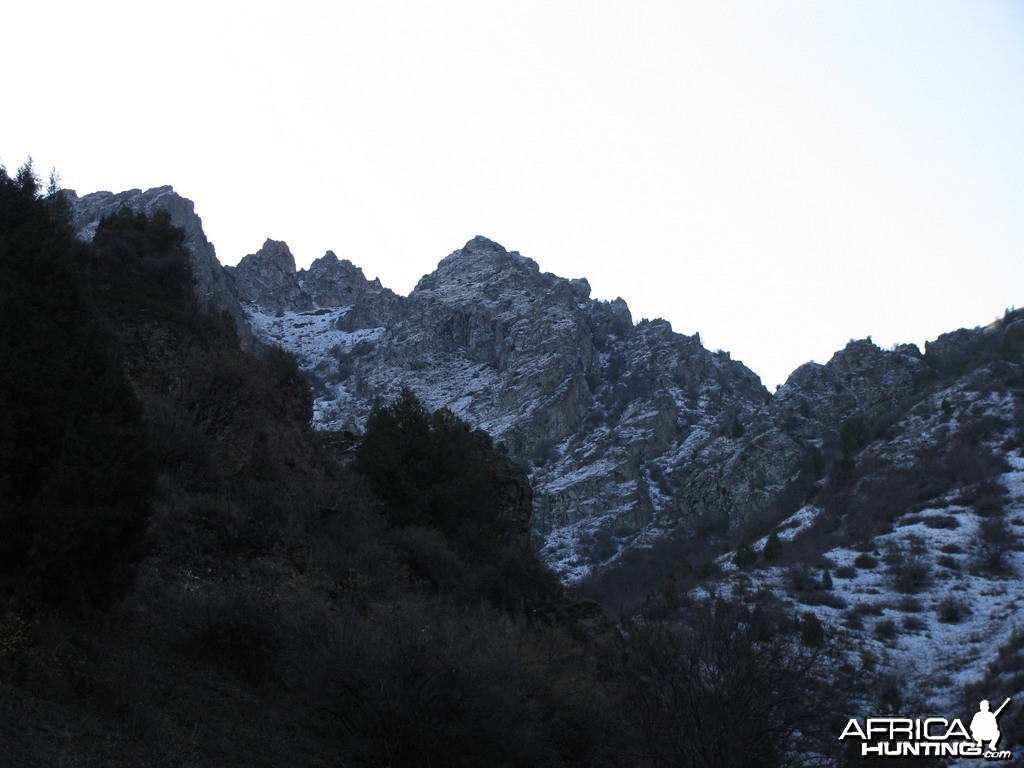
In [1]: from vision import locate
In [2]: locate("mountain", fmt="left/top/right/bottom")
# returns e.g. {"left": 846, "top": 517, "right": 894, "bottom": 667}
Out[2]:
{"left": 695, "top": 320, "right": 1024, "bottom": 712}
{"left": 67, "top": 186, "right": 257, "bottom": 349}
{"left": 6, "top": 171, "right": 639, "bottom": 766}
{"left": 228, "top": 231, "right": 772, "bottom": 581}
{"left": 66, "top": 186, "right": 1024, "bottom": 725}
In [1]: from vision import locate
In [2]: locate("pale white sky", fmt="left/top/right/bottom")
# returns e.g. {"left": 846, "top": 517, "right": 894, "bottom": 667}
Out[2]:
{"left": 4, "top": 1, "right": 1023, "bottom": 388}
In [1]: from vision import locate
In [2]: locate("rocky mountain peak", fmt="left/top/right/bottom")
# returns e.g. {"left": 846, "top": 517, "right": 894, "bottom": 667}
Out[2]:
{"left": 465, "top": 234, "right": 508, "bottom": 253}
{"left": 231, "top": 232, "right": 774, "bottom": 578}
{"left": 414, "top": 236, "right": 545, "bottom": 297}
{"left": 309, "top": 249, "right": 341, "bottom": 272}
{"left": 66, "top": 185, "right": 254, "bottom": 347}
{"left": 307, "top": 250, "right": 379, "bottom": 287}
{"left": 228, "top": 239, "right": 303, "bottom": 309}
{"left": 226, "top": 239, "right": 394, "bottom": 315}
{"left": 301, "top": 251, "right": 390, "bottom": 311}
{"left": 238, "top": 238, "right": 297, "bottom": 275}
{"left": 776, "top": 337, "right": 924, "bottom": 415}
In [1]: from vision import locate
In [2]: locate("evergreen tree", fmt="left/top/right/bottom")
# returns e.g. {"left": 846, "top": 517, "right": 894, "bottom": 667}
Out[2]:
{"left": 90, "top": 206, "right": 193, "bottom": 320}
{"left": 762, "top": 531, "right": 782, "bottom": 563}
{"left": 821, "top": 569, "right": 833, "bottom": 590}
{"left": 0, "top": 163, "right": 156, "bottom": 607}
{"left": 356, "top": 389, "right": 511, "bottom": 557}
{"left": 732, "top": 541, "right": 756, "bottom": 569}
{"left": 800, "top": 611, "right": 825, "bottom": 647}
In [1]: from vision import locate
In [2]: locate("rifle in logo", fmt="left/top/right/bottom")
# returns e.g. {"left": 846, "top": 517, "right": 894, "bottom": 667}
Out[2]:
{"left": 839, "top": 696, "right": 1014, "bottom": 760}
{"left": 970, "top": 697, "right": 1010, "bottom": 751}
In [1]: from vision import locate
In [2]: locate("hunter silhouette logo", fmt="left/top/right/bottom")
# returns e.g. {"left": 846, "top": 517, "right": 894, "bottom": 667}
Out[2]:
{"left": 839, "top": 696, "right": 1013, "bottom": 760}
{"left": 970, "top": 698, "right": 1010, "bottom": 751}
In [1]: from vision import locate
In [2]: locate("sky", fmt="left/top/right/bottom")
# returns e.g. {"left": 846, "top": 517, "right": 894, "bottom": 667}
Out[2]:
{"left": 4, "top": 1, "right": 1023, "bottom": 388}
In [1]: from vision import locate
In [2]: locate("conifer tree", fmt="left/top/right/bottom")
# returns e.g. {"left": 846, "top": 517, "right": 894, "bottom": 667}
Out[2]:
{"left": 0, "top": 163, "right": 156, "bottom": 606}
{"left": 733, "top": 541, "right": 756, "bottom": 569}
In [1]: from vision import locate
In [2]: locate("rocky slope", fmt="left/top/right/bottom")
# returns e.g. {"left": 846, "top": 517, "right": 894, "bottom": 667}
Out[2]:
{"left": 67, "top": 186, "right": 256, "bottom": 349}
{"left": 229, "top": 233, "right": 774, "bottom": 580}
{"left": 704, "top": 313, "right": 1024, "bottom": 716}
{"left": 66, "top": 189, "right": 1022, "bottom": 571}
{"left": 67, "top": 185, "right": 1024, "bottom": 720}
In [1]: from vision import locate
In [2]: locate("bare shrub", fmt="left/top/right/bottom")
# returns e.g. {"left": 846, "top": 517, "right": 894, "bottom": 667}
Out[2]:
{"left": 973, "top": 516, "right": 1015, "bottom": 575}
{"left": 798, "top": 591, "right": 847, "bottom": 610}
{"left": 625, "top": 596, "right": 852, "bottom": 767}
{"left": 391, "top": 525, "right": 467, "bottom": 591}
{"left": 903, "top": 615, "right": 926, "bottom": 632}
{"left": 941, "top": 436, "right": 1009, "bottom": 488}
{"left": 854, "top": 553, "right": 878, "bottom": 569}
{"left": 885, "top": 538, "right": 931, "bottom": 593}
{"left": 785, "top": 562, "right": 818, "bottom": 593}
{"left": 973, "top": 494, "right": 1006, "bottom": 518}
{"left": 895, "top": 597, "right": 923, "bottom": 613}
{"left": 874, "top": 619, "right": 899, "bottom": 642}
{"left": 190, "top": 583, "right": 284, "bottom": 685}
{"left": 937, "top": 595, "right": 971, "bottom": 623}
{"left": 852, "top": 602, "right": 884, "bottom": 617}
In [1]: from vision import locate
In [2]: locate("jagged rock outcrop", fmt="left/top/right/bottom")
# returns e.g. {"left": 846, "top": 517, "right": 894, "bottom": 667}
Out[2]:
{"left": 234, "top": 234, "right": 770, "bottom": 578}
{"left": 63, "top": 184, "right": 1024, "bottom": 598}
{"left": 234, "top": 230, "right": 1020, "bottom": 584}
{"left": 66, "top": 186, "right": 256, "bottom": 348}
{"left": 227, "top": 241, "right": 397, "bottom": 318}
{"left": 681, "top": 338, "right": 930, "bottom": 531}
{"left": 57, "top": 182, "right": 1024, "bottom": 718}
{"left": 705, "top": 310, "right": 1024, "bottom": 713}
{"left": 229, "top": 239, "right": 300, "bottom": 307}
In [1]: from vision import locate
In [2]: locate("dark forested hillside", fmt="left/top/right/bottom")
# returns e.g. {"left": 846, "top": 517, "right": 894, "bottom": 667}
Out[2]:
{"left": 0, "top": 164, "right": 155, "bottom": 608}
{"left": 0, "top": 163, "right": 622, "bottom": 766}
{"left": 0, "top": 164, "right": 894, "bottom": 766}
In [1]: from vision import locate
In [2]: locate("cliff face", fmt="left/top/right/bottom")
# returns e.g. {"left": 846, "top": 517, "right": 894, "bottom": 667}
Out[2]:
{"left": 67, "top": 186, "right": 256, "bottom": 348}
{"left": 66, "top": 183, "right": 1024, "bottom": 718}
{"left": 231, "top": 233, "right": 776, "bottom": 578}
{"left": 67, "top": 187, "right": 1022, "bottom": 587}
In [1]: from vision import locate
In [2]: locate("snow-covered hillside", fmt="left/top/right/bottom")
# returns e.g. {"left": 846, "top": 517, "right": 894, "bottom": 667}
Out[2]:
{"left": 701, "top": 356, "right": 1024, "bottom": 714}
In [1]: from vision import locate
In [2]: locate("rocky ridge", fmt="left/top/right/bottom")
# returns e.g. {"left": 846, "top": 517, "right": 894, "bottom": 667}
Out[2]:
{"left": 218, "top": 238, "right": 1024, "bottom": 722}
{"left": 232, "top": 232, "right": 777, "bottom": 578}
{"left": 706, "top": 317, "right": 1024, "bottom": 713}
{"left": 67, "top": 188, "right": 1024, "bottom": 603}
{"left": 67, "top": 186, "right": 256, "bottom": 348}
{"left": 62, "top": 185, "right": 1024, "bottom": 728}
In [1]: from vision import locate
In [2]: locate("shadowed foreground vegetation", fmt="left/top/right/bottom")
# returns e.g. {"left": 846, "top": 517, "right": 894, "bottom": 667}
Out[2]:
{"left": 1, "top": 162, "right": 887, "bottom": 766}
